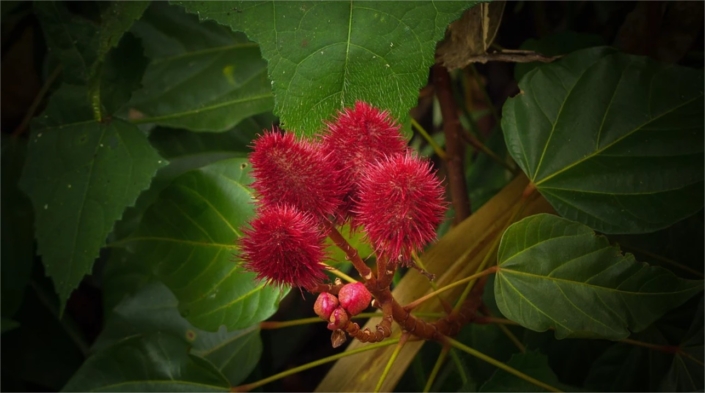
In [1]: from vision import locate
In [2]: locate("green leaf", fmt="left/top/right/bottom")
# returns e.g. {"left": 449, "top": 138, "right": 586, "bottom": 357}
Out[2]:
{"left": 112, "top": 113, "right": 273, "bottom": 240}
{"left": 19, "top": 85, "right": 166, "bottom": 309}
{"left": 121, "top": 158, "right": 287, "bottom": 331}
{"left": 495, "top": 214, "right": 704, "bottom": 340}
{"left": 174, "top": 1, "right": 480, "bottom": 136}
{"left": 95, "top": 281, "right": 262, "bottom": 385}
{"left": 514, "top": 32, "right": 605, "bottom": 82}
{"left": 1, "top": 136, "right": 34, "bottom": 317}
{"left": 97, "top": 1, "right": 150, "bottom": 58}
{"left": 34, "top": 1, "right": 99, "bottom": 84}
{"left": 502, "top": 47, "right": 704, "bottom": 234}
{"left": 148, "top": 113, "right": 275, "bottom": 159}
{"left": 100, "top": 32, "right": 149, "bottom": 115}
{"left": 63, "top": 332, "right": 230, "bottom": 392}
{"left": 102, "top": 248, "right": 153, "bottom": 315}
{"left": 479, "top": 351, "right": 563, "bottom": 392}
{"left": 128, "top": 2, "right": 273, "bottom": 132}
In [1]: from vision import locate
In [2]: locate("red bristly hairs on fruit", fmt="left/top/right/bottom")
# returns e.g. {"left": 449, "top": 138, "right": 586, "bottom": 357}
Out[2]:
{"left": 322, "top": 101, "right": 407, "bottom": 221}
{"left": 355, "top": 151, "right": 447, "bottom": 265}
{"left": 249, "top": 128, "right": 343, "bottom": 220}
{"left": 239, "top": 204, "right": 328, "bottom": 290}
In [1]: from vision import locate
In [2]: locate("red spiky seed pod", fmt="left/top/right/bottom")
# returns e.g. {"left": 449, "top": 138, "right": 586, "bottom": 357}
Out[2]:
{"left": 314, "top": 292, "right": 339, "bottom": 320}
{"left": 327, "top": 307, "right": 349, "bottom": 330}
{"left": 249, "top": 129, "right": 343, "bottom": 219}
{"left": 322, "top": 101, "right": 408, "bottom": 220}
{"left": 239, "top": 204, "right": 327, "bottom": 289}
{"left": 338, "top": 282, "right": 372, "bottom": 316}
{"left": 355, "top": 152, "right": 447, "bottom": 265}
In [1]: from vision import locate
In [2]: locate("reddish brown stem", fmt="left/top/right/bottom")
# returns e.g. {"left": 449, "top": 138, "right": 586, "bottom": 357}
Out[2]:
{"left": 376, "top": 256, "right": 395, "bottom": 290}
{"left": 433, "top": 64, "right": 471, "bottom": 223}
{"left": 324, "top": 220, "right": 374, "bottom": 281}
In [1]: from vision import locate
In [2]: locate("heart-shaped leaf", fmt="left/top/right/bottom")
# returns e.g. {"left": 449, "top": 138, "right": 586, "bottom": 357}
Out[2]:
{"left": 121, "top": 158, "right": 286, "bottom": 331}
{"left": 502, "top": 47, "right": 704, "bottom": 234}
{"left": 495, "top": 213, "right": 704, "bottom": 340}
{"left": 174, "top": 1, "right": 480, "bottom": 136}
{"left": 128, "top": 2, "right": 273, "bottom": 132}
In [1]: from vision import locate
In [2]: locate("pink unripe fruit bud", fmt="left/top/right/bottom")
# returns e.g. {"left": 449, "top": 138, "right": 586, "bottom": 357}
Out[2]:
{"left": 314, "top": 292, "right": 339, "bottom": 320}
{"left": 327, "top": 307, "right": 349, "bottom": 330}
{"left": 338, "top": 282, "right": 372, "bottom": 316}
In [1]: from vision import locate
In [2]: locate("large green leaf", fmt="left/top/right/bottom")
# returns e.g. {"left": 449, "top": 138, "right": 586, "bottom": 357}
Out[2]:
{"left": 128, "top": 2, "right": 273, "bottom": 132}
{"left": 95, "top": 281, "right": 261, "bottom": 386}
{"left": 479, "top": 351, "right": 565, "bottom": 392}
{"left": 121, "top": 158, "right": 286, "bottom": 331}
{"left": 502, "top": 47, "right": 704, "bottom": 234}
{"left": 63, "top": 332, "right": 230, "bottom": 392}
{"left": 175, "top": 1, "right": 479, "bottom": 136}
{"left": 495, "top": 214, "right": 703, "bottom": 340}
{"left": 18, "top": 84, "right": 166, "bottom": 309}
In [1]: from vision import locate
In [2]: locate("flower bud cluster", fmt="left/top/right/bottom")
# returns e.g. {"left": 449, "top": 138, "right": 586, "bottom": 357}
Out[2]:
{"left": 314, "top": 283, "right": 372, "bottom": 330}
{"left": 239, "top": 102, "right": 447, "bottom": 289}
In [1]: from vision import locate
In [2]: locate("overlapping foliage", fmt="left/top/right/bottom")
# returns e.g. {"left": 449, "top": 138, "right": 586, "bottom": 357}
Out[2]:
{"left": 3, "top": 1, "right": 703, "bottom": 392}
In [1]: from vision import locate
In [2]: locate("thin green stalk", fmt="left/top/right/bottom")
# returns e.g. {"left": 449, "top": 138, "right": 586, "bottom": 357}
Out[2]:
{"left": 405, "top": 266, "right": 498, "bottom": 311}
{"left": 445, "top": 337, "right": 562, "bottom": 392}
{"left": 449, "top": 349, "right": 469, "bottom": 385}
{"left": 411, "top": 118, "right": 447, "bottom": 160}
{"left": 322, "top": 263, "right": 357, "bottom": 283}
{"left": 375, "top": 333, "right": 410, "bottom": 392}
{"left": 496, "top": 323, "right": 526, "bottom": 353}
{"left": 411, "top": 251, "right": 452, "bottom": 314}
{"left": 233, "top": 338, "right": 400, "bottom": 391}
{"left": 424, "top": 344, "right": 450, "bottom": 393}
{"left": 260, "top": 312, "right": 444, "bottom": 329}
{"left": 453, "top": 198, "right": 528, "bottom": 312}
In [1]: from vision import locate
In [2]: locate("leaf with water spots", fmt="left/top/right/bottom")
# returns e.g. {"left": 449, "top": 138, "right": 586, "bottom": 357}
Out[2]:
{"left": 174, "top": 1, "right": 480, "bottom": 136}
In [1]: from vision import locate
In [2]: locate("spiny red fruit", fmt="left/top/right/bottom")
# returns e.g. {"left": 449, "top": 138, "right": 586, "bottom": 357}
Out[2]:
{"left": 355, "top": 152, "right": 447, "bottom": 265}
{"left": 314, "top": 292, "right": 339, "bottom": 320}
{"left": 239, "top": 204, "right": 327, "bottom": 289}
{"left": 327, "top": 307, "right": 349, "bottom": 330}
{"left": 322, "top": 101, "right": 407, "bottom": 220}
{"left": 338, "top": 282, "right": 373, "bottom": 316}
{"left": 249, "top": 129, "right": 343, "bottom": 219}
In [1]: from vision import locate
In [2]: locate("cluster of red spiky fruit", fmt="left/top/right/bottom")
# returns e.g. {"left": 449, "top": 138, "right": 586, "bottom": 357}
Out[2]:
{"left": 239, "top": 102, "right": 447, "bottom": 290}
